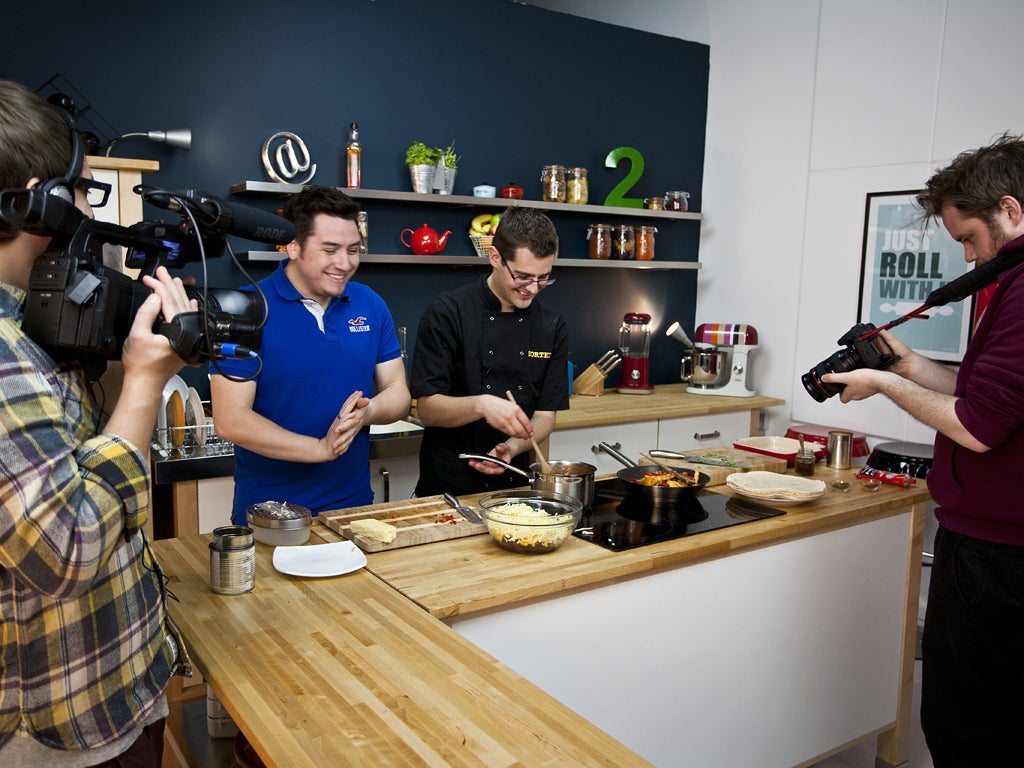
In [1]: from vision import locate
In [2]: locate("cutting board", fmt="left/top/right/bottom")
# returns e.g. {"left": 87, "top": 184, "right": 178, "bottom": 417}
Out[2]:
{"left": 318, "top": 495, "right": 486, "bottom": 552}
{"left": 638, "top": 446, "right": 787, "bottom": 486}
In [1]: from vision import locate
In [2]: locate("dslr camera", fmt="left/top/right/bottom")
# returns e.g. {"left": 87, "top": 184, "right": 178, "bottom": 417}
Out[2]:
{"left": 801, "top": 322, "right": 900, "bottom": 402}
{"left": 0, "top": 186, "right": 274, "bottom": 378}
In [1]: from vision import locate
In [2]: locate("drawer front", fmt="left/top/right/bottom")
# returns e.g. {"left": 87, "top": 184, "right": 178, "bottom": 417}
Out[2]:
{"left": 657, "top": 411, "right": 755, "bottom": 451}
{"left": 549, "top": 421, "right": 659, "bottom": 474}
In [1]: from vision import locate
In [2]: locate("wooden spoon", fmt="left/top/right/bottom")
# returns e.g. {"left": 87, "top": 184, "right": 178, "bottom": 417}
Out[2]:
{"left": 505, "top": 389, "right": 551, "bottom": 473}
{"left": 640, "top": 451, "right": 697, "bottom": 486}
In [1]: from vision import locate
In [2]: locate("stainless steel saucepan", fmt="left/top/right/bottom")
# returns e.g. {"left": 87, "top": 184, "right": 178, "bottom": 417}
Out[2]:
{"left": 458, "top": 453, "right": 596, "bottom": 510}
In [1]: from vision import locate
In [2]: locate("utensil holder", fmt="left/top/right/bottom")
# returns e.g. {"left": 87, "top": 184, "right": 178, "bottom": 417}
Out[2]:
{"left": 572, "top": 364, "right": 607, "bottom": 396}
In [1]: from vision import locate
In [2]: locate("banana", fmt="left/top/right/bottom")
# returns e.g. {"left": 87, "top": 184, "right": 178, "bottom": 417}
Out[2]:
{"left": 470, "top": 213, "right": 493, "bottom": 233}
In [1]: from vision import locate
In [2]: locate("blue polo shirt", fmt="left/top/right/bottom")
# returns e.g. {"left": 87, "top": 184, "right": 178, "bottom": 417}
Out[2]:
{"left": 212, "top": 260, "right": 401, "bottom": 522}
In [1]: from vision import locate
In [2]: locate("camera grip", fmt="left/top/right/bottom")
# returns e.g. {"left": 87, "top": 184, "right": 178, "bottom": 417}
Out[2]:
{"left": 158, "top": 312, "right": 205, "bottom": 364}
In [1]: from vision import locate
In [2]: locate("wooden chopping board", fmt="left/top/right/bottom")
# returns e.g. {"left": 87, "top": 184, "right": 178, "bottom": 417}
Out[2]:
{"left": 638, "top": 446, "right": 787, "bottom": 486}
{"left": 318, "top": 495, "right": 486, "bottom": 552}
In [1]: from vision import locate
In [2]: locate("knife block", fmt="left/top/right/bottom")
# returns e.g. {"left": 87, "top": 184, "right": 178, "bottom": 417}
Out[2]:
{"left": 572, "top": 364, "right": 607, "bottom": 397}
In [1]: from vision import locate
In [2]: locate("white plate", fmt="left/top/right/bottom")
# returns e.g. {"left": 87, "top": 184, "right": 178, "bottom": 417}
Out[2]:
{"left": 272, "top": 541, "right": 368, "bottom": 578}
{"left": 186, "top": 387, "right": 207, "bottom": 447}
{"left": 157, "top": 375, "right": 190, "bottom": 444}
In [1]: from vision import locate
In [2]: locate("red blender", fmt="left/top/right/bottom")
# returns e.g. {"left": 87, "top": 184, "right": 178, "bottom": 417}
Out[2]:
{"left": 616, "top": 312, "right": 654, "bottom": 394}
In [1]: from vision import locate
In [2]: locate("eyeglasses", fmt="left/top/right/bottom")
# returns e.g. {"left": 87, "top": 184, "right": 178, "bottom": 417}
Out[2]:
{"left": 74, "top": 177, "right": 112, "bottom": 208}
{"left": 500, "top": 257, "right": 555, "bottom": 288}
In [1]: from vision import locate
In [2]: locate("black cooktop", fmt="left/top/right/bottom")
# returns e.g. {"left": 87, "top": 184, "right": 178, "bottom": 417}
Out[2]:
{"left": 573, "top": 478, "right": 785, "bottom": 551}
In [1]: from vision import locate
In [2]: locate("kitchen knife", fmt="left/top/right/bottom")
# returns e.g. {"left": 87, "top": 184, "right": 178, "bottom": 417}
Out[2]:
{"left": 648, "top": 449, "right": 740, "bottom": 468}
{"left": 443, "top": 492, "right": 483, "bottom": 524}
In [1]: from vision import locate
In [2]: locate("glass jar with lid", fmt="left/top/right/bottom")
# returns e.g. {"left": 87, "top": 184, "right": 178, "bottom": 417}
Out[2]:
{"left": 610, "top": 224, "right": 635, "bottom": 260}
{"left": 566, "top": 167, "right": 588, "bottom": 205}
{"left": 665, "top": 191, "right": 690, "bottom": 211}
{"left": 541, "top": 165, "right": 566, "bottom": 203}
{"left": 587, "top": 224, "right": 612, "bottom": 260}
{"left": 635, "top": 225, "right": 657, "bottom": 261}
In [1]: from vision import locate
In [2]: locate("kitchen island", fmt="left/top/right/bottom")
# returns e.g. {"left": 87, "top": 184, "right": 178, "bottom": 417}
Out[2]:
{"left": 153, "top": 465, "right": 926, "bottom": 767}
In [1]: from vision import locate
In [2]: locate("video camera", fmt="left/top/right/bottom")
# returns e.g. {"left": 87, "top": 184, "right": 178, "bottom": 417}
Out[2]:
{"left": 0, "top": 185, "right": 292, "bottom": 378}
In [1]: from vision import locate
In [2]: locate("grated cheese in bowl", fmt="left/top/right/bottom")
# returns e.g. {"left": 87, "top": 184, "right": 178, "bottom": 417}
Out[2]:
{"left": 477, "top": 491, "right": 583, "bottom": 554}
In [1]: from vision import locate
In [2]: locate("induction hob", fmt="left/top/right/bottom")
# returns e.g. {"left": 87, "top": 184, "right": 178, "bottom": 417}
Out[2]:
{"left": 573, "top": 478, "right": 785, "bottom": 551}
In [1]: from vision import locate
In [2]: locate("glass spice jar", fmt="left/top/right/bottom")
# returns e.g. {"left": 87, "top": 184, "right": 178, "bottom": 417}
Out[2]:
{"left": 644, "top": 196, "right": 665, "bottom": 210}
{"left": 665, "top": 191, "right": 690, "bottom": 212}
{"left": 635, "top": 225, "right": 657, "bottom": 261}
{"left": 540, "top": 165, "right": 566, "bottom": 203}
{"left": 587, "top": 224, "right": 612, "bottom": 260}
{"left": 566, "top": 167, "right": 588, "bottom": 205}
{"left": 794, "top": 451, "right": 816, "bottom": 477}
{"left": 610, "top": 224, "right": 635, "bottom": 260}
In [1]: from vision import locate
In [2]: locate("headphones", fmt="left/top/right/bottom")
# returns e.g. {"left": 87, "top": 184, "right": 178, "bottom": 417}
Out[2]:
{"left": 37, "top": 101, "right": 84, "bottom": 204}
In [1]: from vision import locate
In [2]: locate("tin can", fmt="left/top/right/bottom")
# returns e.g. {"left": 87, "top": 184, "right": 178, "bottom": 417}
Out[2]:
{"left": 209, "top": 526, "right": 255, "bottom": 595}
{"left": 826, "top": 431, "right": 853, "bottom": 470}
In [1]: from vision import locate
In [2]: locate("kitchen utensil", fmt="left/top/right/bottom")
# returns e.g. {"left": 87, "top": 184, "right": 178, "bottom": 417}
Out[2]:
{"left": 597, "top": 442, "right": 708, "bottom": 509}
{"left": 826, "top": 430, "right": 853, "bottom": 470}
{"left": 641, "top": 447, "right": 787, "bottom": 487}
{"left": 457, "top": 453, "right": 595, "bottom": 510}
{"left": 505, "top": 389, "right": 550, "bottom": 472}
{"left": 477, "top": 490, "right": 583, "bottom": 554}
{"left": 597, "top": 354, "right": 622, "bottom": 376}
{"left": 318, "top": 495, "right": 486, "bottom": 552}
{"left": 400, "top": 223, "right": 451, "bottom": 255}
{"left": 617, "top": 313, "right": 654, "bottom": 394}
{"left": 443, "top": 492, "right": 483, "bottom": 524}
{"left": 683, "top": 323, "right": 759, "bottom": 397}
{"left": 500, "top": 182, "right": 524, "bottom": 199}
{"left": 639, "top": 452, "right": 696, "bottom": 486}
{"left": 647, "top": 448, "right": 737, "bottom": 467}
{"left": 246, "top": 501, "right": 313, "bottom": 546}
{"left": 733, "top": 436, "right": 828, "bottom": 467}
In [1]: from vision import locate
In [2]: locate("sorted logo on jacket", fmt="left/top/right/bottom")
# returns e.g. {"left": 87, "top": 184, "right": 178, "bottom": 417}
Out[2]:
{"left": 348, "top": 316, "right": 371, "bottom": 333}
{"left": 528, "top": 350, "right": 551, "bottom": 359}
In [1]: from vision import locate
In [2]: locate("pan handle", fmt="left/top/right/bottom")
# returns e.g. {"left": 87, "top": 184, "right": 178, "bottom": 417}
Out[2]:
{"left": 648, "top": 449, "right": 689, "bottom": 461}
{"left": 596, "top": 441, "right": 637, "bottom": 468}
{"left": 457, "top": 453, "right": 533, "bottom": 479}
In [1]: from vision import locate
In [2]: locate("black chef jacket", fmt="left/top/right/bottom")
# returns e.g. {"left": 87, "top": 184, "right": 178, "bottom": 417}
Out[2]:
{"left": 410, "top": 276, "right": 570, "bottom": 496}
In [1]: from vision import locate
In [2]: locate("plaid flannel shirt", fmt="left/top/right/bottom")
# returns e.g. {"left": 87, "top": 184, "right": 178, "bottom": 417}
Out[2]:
{"left": 0, "top": 280, "right": 172, "bottom": 751}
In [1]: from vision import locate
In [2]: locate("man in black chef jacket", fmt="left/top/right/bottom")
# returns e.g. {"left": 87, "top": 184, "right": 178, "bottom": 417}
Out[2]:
{"left": 410, "top": 206, "right": 569, "bottom": 495}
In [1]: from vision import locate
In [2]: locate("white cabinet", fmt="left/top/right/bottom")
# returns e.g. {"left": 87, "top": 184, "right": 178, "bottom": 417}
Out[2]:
{"left": 196, "top": 476, "right": 234, "bottom": 534}
{"left": 548, "top": 421, "right": 659, "bottom": 472}
{"left": 657, "top": 411, "right": 754, "bottom": 451}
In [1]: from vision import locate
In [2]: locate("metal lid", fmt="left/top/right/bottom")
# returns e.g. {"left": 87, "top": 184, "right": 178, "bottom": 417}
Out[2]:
{"left": 246, "top": 501, "right": 313, "bottom": 530}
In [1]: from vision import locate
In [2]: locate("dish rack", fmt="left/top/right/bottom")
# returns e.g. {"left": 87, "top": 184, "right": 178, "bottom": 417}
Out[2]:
{"left": 153, "top": 417, "right": 234, "bottom": 459}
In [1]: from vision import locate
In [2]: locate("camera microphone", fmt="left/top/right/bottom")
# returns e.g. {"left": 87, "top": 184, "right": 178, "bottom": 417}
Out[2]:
{"left": 924, "top": 244, "right": 1024, "bottom": 307}
{"left": 146, "top": 189, "right": 295, "bottom": 245}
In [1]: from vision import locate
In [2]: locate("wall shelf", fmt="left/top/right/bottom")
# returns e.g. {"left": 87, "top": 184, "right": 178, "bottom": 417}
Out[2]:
{"left": 240, "top": 251, "right": 701, "bottom": 270}
{"left": 230, "top": 181, "right": 702, "bottom": 221}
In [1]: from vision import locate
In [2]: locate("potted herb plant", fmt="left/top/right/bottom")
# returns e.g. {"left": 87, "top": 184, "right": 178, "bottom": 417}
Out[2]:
{"left": 405, "top": 140, "right": 459, "bottom": 194}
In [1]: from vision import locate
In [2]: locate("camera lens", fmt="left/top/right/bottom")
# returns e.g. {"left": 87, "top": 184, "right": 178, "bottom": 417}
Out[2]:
{"left": 801, "top": 348, "right": 863, "bottom": 402}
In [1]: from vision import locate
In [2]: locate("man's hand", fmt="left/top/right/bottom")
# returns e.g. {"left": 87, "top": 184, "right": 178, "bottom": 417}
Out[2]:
{"left": 328, "top": 390, "right": 372, "bottom": 456}
{"left": 479, "top": 395, "right": 534, "bottom": 440}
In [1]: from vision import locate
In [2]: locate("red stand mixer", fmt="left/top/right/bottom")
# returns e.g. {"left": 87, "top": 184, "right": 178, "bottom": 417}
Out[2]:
{"left": 616, "top": 312, "right": 654, "bottom": 394}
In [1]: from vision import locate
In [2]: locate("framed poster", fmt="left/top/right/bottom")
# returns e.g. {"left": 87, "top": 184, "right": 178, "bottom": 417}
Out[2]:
{"left": 859, "top": 190, "right": 973, "bottom": 362}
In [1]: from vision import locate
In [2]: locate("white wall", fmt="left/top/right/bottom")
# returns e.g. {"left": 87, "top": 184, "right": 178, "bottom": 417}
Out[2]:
{"left": 528, "top": 0, "right": 1024, "bottom": 446}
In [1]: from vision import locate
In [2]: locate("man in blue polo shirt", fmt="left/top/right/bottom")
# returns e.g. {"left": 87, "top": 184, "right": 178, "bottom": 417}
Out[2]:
{"left": 211, "top": 186, "right": 409, "bottom": 523}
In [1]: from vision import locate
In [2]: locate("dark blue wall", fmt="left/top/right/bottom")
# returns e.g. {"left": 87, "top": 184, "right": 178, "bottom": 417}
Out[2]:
{"left": 3, "top": 0, "right": 708, "bottom": 395}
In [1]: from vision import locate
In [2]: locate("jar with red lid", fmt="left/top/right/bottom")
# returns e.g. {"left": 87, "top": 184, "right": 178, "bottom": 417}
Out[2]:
{"left": 665, "top": 191, "right": 690, "bottom": 211}
{"left": 635, "top": 225, "right": 657, "bottom": 261}
{"left": 541, "top": 165, "right": 566, "bottom": 203}
{"left": 610, "top": 225, "right": 635, "bottom": 260}
{"left": 587, "top": 224, "right": 611, "bottom": 260}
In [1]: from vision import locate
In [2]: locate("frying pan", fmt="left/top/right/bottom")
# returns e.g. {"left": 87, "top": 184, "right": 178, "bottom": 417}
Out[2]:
{"left": 458, "top": 453, "right": 596, "bottom": 510}
{"left": 597, "top": 442, "right": 709, "bottom": 509}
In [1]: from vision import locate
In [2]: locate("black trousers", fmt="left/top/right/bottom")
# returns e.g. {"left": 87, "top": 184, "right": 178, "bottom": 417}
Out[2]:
{"left": 921, "top": 526, "right": 1024, "bottom": 767}
{"left": 91, "top": 719, "right": 164, "bottom": 768}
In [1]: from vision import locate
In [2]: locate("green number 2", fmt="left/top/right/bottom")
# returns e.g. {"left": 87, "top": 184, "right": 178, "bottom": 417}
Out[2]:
{"left": 603, "top": 147, "right": 645, "bottom": 209}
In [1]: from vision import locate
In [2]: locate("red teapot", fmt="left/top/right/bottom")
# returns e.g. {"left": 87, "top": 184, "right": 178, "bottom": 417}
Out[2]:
{"left": 400, "top": 223, "right": 451, "bottom": 255}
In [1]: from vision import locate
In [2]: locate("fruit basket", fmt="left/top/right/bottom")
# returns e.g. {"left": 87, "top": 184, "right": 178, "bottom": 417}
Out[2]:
{"left": 469, "top": 234, "right": 493, "bottom": 258}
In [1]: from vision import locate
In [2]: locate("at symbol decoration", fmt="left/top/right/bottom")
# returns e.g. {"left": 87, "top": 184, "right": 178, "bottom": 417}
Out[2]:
{"left": 261, "top": 132, "right": 317, "bottom": 185}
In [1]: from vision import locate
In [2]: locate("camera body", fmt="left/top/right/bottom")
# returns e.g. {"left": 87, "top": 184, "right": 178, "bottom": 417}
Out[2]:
{"left": 801, "top": 322, "right": 900, "bottom": 402}
{"left": 1, "top": 187, "right": 262, "bottom": 377}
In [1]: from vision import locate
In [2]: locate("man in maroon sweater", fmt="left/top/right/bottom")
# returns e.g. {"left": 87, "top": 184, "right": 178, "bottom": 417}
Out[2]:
{"left": 825, "top": 134, "right": 1024, "bottom": 767}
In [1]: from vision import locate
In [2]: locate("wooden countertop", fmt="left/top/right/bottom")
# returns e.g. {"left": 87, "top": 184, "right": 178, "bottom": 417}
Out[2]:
{"left": 556, "top": 383, "right": 784, "bottom": 428}
{"left": 311, "top": 467, "right": 930, "bottom": 620}
{"left": 153, "top": 536, "right": 651, "bottom": 768}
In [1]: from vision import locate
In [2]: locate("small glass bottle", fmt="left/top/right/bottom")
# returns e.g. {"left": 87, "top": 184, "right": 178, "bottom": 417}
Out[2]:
{"left": 635, "top": 225, "right": 657, "bottom": 261}
{"left": 346, "top": 122, "right": 361, "bottom": 189}
{"left": 587, "top": 224, "right": 611, "bottom": 260}
{"left": 566, "top": 167, "right": 588, "bottom": 205}
{"left": 610, "top": 224, "right": 635, "bottom": 260}
{"left": 794, "top": 451, "right": 816, "bottom": 477}
{"left": 541, "top": 165, "right": 566, "bottom": 203}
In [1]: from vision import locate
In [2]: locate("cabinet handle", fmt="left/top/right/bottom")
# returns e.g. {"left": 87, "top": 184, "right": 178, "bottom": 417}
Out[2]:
{"left": 592, "top": 442, "right": 621, "bottom": 454}
{"left": 693, "top": 430, "right": 720, "bottom": 441}
{"left": 378, "top": 467, "right": 390, "bottom": 503}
